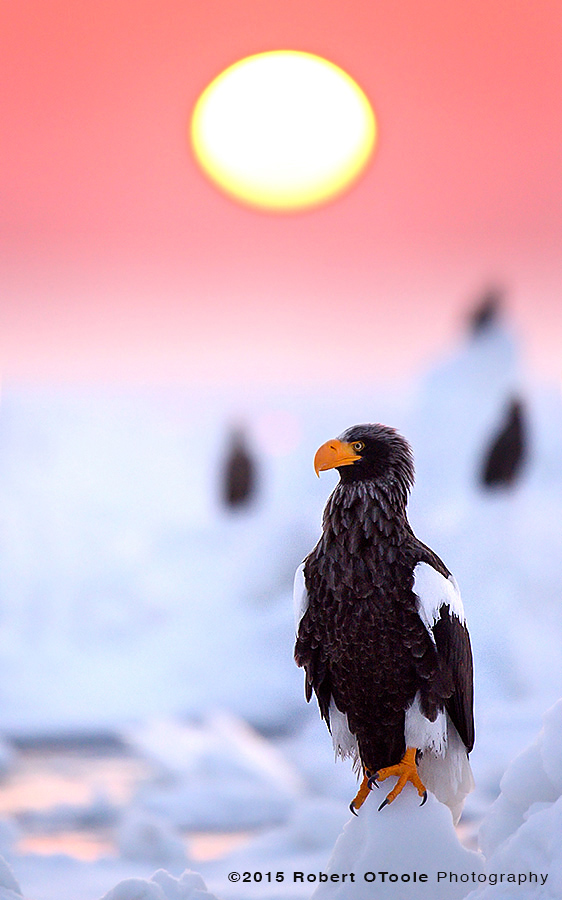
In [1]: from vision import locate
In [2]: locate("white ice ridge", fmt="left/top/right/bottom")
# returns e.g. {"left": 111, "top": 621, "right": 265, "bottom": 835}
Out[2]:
{"left": 464, "top": 698, "right": 562, "bottom": 899}
{"left": 310, "top": 787, "right": 483, "bottom": 899}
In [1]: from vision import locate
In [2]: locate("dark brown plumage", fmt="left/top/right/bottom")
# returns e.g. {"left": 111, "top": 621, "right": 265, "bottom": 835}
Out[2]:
{"left": 294, "top": 424, "right": 474, "bottom": 818}
{"left": 221, "top": 427, "right": 257, "bottom": 509}
{"left": 480, "top": 398, "right": 527, "bottom": 488}
{"left": 469, "top": 286, "right": 503, "bottom": 336}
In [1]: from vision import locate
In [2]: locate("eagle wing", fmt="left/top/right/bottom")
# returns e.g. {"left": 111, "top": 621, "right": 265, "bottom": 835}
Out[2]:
{"left": 293, "top": 562, "right": 333, "bottom": 720}
{"left": 412, "top": 561, "right": 474, "bottom": 752}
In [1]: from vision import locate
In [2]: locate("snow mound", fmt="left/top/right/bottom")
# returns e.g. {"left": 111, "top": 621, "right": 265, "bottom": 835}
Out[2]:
{"left": 100, "top": 868, "right": 220, "bottom": 900}
{"left": 116, "top": 809, "right": 188, "bottom": 866}
{"left": 0, "top": 856, "right": 22, "bottom": 900}
{"left": 311, "top": 788, "right": 483, "bottom": 899}
{"left": 466, "top": 699, "right": 562, "bottom": 897}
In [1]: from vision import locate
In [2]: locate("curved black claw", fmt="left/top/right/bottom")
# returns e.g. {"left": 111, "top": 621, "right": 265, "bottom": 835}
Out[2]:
{"left": 420, "top": 791, "right": 428, "bottom": 807}
{"left": 367, "top": 775, "right": 380, "bottom": 790}
{"left": 378, "top": 797, "right": 390, "bottom": 812}
{"left": 349, "top": 801, "right": 358, "bottom": 817}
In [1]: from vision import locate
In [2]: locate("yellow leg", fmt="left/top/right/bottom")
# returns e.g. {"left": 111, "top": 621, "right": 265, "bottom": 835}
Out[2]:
{"left": 373, "top": 747, "right": 427, "bottom": 810}
{"left": 349, "top": 770, "right": 373, "bottom": 815}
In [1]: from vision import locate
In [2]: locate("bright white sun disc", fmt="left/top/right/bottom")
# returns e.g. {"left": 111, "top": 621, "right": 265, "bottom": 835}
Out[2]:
{"left": 191, "top": 51, "right": 377, "bottom": 211}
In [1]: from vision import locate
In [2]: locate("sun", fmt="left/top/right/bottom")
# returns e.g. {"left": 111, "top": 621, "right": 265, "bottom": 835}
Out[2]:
{"left": 190, "top": 51, "right": 377, "bottom": 212}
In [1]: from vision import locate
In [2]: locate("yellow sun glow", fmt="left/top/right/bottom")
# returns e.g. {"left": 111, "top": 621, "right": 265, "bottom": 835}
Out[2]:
{"left": 190, "top": 51, "right": 377, "bottom": 212}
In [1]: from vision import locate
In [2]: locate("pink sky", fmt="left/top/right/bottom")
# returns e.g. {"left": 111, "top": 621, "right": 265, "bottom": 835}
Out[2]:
{"left": 1, "top": 0, "right": 561, "bottom": 386}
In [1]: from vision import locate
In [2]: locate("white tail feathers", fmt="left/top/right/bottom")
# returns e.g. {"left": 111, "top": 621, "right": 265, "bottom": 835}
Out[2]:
{"left": 417, "top": 717, "right": 475, "bottom": 825}
{"left": 329, "top": 695, "right": 474, "bottom": 824}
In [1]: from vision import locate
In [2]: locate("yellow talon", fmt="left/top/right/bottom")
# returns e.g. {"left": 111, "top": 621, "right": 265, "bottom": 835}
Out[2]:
{"left": 349, "top": 770, "right": 373, "bottom": 814}
{"left": 374, "top": 747, "right": 427, "bottom": 809}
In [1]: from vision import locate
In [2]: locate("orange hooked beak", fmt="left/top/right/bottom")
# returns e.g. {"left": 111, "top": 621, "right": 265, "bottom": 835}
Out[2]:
{"left": 314, "top": 439, "right": 362, "bottom": 476}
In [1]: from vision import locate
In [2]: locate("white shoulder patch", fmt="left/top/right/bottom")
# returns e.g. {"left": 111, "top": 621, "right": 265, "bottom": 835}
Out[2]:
{"left": 293, "top": 562, "right": 309, "bottom": 632}
{"left": 413, "top": 561, "right": 465, "bottom": 635}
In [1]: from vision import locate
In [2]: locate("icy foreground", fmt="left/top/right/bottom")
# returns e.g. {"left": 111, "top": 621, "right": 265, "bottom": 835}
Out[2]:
{"left": 465, "top": 699, "right": 562, "bottom": 898}
{"left": 0, "top": 857, "right": 224, "bottom": 900}
{"left": 100, "top": 869, "right": 220, "bottom": 900}
{"left": 310, "top": 699, "right": 562, "bottom": 900}
{"left": 5, "top": 696, "right": 560, "bottom": 900}
{"left": 311, "top": 791, "right": 483, "bottom": 899}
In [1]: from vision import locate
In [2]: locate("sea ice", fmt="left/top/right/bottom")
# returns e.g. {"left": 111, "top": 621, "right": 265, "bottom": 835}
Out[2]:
{"left": 466, "top": 699, "right": 562, "bottom": 898}
{"left": 310, "top": 788, "right": 484, "bottom": 899}
{"left": 100, "top": 868, "right": 221, "bottom": 900}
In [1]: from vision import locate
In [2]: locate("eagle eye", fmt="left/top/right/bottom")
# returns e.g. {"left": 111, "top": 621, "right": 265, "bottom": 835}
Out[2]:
{"left": 352, "top": 441, "right": 364, "bottom": 452}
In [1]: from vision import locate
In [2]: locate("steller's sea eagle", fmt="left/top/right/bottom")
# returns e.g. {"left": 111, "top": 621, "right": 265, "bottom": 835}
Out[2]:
{"left": 294, "top": 424, "right": 474, "bottom": 822}
{"left": 480, "top": 397, "right": 526, "bottom": 489}
{"left": 221, "top": 427, "right": 257, "bottom": 509}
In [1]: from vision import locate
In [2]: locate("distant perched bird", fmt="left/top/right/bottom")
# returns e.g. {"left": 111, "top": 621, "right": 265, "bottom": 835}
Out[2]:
{"left": 480, "top": 398, "right": 527, "bottom": 488}
{"left": 221, "top": 427, "right": 257, "bottom": 509}
{"left": 294, "top": 424, "right": 474, "bottom": 822}
{"left": 469, "top": 286, "right": 503, "bottom": 336}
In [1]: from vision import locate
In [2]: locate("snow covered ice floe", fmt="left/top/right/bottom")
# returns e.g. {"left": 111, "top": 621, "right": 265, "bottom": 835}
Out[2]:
{"left": 100, "top": 868, "right": 221, "bottom": 900}
{"left": 116, "top": 809, "right": 188, "bottom": 867}
{"left": 463, "top": 699, "right": 562, "bottom": 898}
{"left": 310, "top": 789, "right": 483, "bottom": 900}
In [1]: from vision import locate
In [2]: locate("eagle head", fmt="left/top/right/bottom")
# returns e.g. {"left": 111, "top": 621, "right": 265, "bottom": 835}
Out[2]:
{"left": 314, "top": 423, "right": 414, "bottom": 495}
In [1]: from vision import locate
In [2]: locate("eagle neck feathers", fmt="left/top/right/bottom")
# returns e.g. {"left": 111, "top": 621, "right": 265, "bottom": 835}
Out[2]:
{"left": 323, "top": 478, "right": 409, "bottom": 547}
